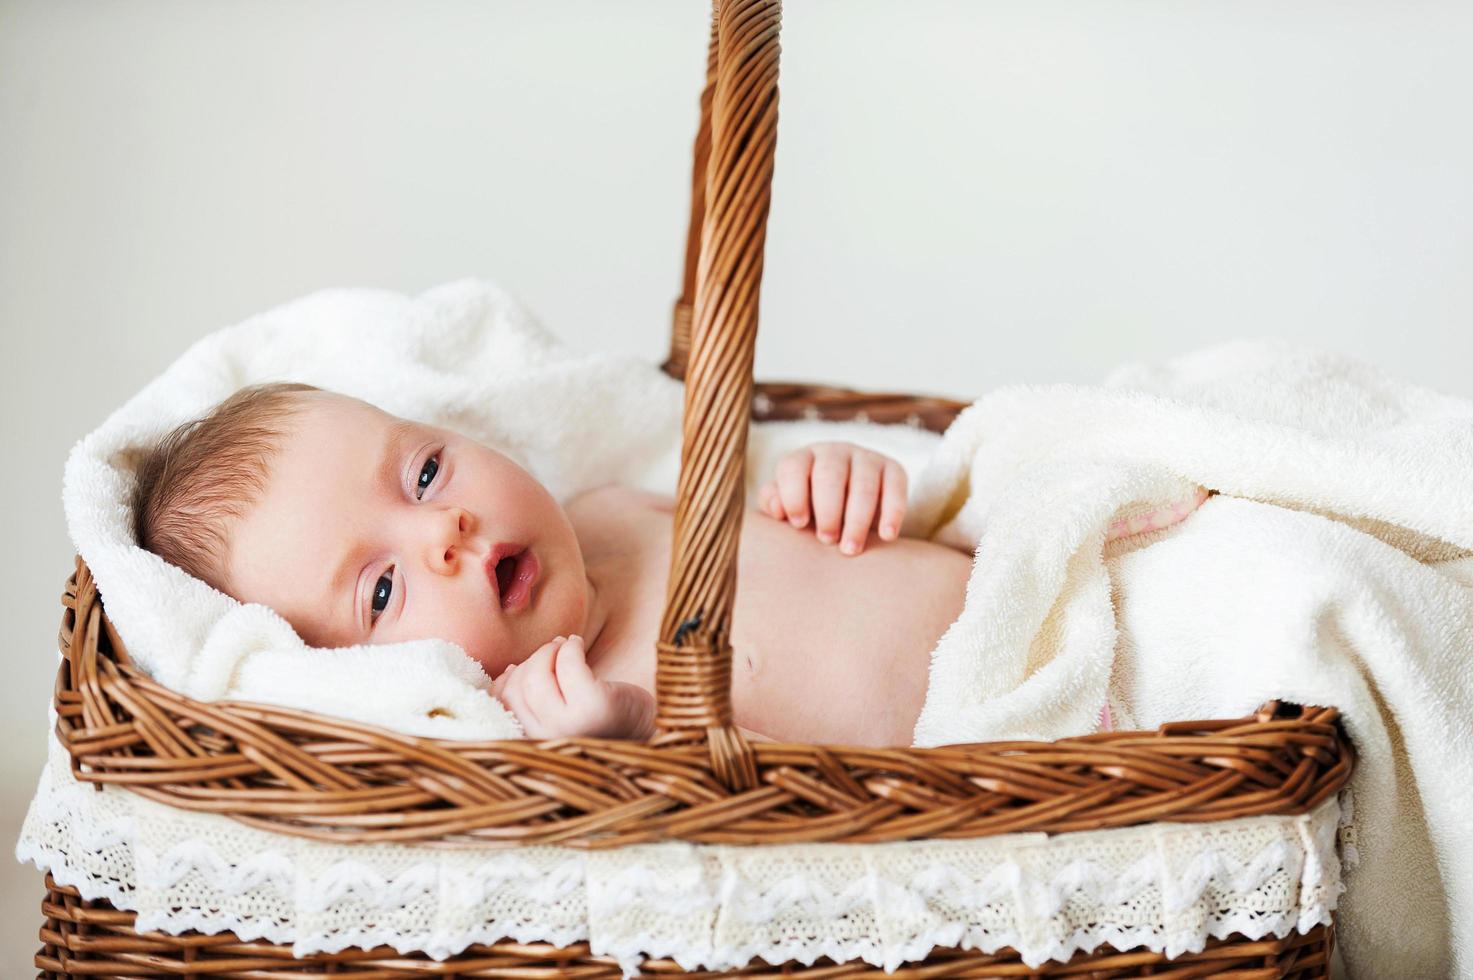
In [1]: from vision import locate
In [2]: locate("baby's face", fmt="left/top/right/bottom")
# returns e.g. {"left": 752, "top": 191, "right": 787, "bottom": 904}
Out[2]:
{"left": 223, "top": 390, "right": 589, "bottom": 677}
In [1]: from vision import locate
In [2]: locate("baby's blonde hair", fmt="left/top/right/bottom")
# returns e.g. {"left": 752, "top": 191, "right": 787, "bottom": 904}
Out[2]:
{"left": 133, "top": 381, "right": 320, "bottom": 592}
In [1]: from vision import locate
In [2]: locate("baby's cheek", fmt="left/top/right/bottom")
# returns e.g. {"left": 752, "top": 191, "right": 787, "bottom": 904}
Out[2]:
{"left": 421, "top": 608, "right": 510, "bottom": 678}
{"left": 545, "top": 571, "right": 588, "bottom": 645}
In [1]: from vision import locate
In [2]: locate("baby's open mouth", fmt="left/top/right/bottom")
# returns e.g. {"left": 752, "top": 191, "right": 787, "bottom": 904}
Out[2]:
{"left": 491, "top": 547, "right": 539, "bottom": 612}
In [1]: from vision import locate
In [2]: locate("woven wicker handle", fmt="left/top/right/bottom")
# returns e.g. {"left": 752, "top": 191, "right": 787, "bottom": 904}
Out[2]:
{"left": 663, "top": 11, "right": 717, "bottom": 379}
{"left": 653, "top": 0, "right": 781, "bottom": 786}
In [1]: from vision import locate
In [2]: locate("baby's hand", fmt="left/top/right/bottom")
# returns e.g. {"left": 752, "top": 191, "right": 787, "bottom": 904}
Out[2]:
{"left": 758, "top": 441, "right": 907, "bottom": 555}
{"left": 490, "top": 635, "right": 655, "bottom": 741}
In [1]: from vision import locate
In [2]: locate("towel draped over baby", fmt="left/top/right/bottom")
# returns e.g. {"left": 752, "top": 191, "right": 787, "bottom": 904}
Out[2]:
{"left": 904, "top": 341, "right": 1473, "bottom": 976}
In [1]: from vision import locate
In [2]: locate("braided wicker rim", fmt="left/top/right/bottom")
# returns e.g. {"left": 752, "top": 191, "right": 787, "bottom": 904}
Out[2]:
{"left": 38, "top": 875, "right": 1335, "bottom": 978}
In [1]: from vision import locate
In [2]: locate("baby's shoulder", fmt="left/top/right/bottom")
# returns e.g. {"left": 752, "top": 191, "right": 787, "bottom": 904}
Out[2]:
{"left": 567, "top": 484, "right": 673, "bottom": 567}
{"left": 566, "top": 483, "right": 674, "bottom": 520}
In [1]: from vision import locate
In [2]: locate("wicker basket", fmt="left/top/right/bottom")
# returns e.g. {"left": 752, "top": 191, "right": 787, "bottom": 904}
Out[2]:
{"left": 36, "top": 1, "right": 1351, "bottom": 975}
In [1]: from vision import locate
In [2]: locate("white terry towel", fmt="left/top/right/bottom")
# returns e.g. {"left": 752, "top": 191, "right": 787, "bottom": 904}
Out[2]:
{"left": 62, "top": 278, "right": 938, "bottom": 742}
{"left": 904, "top": 341, "right": 1473, "bottom": 977}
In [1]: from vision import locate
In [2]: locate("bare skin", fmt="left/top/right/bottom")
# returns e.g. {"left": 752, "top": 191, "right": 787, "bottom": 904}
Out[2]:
{"left": 223, "top": 391, "right": 972, "bottom": 746}
{"left": 565, "top": 483, "right": 971, "bottom": 745}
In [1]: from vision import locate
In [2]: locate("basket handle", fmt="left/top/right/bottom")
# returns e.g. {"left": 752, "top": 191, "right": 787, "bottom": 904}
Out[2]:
{"left": 663, "top": 10, "right": 718, "bottom": 380}
{"left": 653, "top": 0, "right": 781, "bottom": 788}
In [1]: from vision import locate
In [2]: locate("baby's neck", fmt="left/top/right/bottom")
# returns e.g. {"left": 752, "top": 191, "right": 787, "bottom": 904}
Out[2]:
{"left": 562, "top": 483, "right": 661, "bottom": 678}
{"left": 579, "top": 570, "right": 612, "bottom": 664}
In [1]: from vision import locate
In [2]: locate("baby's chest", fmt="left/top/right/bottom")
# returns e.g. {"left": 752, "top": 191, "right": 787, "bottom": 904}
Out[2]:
{"left": 594, "top": 496, "right": 969, "bottom": 745}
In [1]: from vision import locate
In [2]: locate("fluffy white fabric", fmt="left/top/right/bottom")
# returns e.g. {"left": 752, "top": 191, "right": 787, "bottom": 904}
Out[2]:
{"left": 62, "top": 279, "right": 937, "bottom": 741}
{"left": 904, "top": 340, "right": 1473, "bottom": 977}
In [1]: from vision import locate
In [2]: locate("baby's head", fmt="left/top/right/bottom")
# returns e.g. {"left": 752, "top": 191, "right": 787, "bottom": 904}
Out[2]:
{"left": 134, "top": 383, "right": 589, "bottom": 676}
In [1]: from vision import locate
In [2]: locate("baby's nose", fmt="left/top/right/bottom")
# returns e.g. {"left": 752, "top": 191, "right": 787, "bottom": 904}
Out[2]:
{"left": 424, "top": 541, "right": 456, "bottom": 575}
{"left": 425, "top": 507, "right": 473, "bottom": 573}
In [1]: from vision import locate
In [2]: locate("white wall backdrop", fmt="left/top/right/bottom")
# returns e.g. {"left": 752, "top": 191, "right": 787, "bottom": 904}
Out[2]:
{"left": 2, "top": 0, "right": 1469, "bottom": 962}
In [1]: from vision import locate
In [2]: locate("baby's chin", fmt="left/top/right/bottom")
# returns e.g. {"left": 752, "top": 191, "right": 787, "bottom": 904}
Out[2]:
{"left": 437, "top": 544, "right": 587, "bottom": 676}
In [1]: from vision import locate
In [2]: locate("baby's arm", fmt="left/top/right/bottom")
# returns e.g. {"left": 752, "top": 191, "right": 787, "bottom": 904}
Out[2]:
{"left": 491, "top": 635, "right": 655, "bottom": 740}
{"left": 491, "top": 641, "right": 770, "bottom": 743}
{"left": 757, "top": 441, "right": 908, "bottom": 556}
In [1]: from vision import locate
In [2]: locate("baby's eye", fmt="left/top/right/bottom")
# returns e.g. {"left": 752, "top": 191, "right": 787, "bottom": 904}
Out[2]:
{"left": 370, "top": 570, "right": 394, "bottom": 622}
{"left": 415, "top": 454, "right": 440, "bottom": 500}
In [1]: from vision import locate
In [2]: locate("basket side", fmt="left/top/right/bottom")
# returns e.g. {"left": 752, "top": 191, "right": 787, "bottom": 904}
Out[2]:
{"left": 37, "top": 874, "right": 1335, "bottom": 977}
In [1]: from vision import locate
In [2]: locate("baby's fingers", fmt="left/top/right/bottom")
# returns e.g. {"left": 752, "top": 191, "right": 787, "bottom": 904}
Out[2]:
{"left": 758, "top": 481, "right": 786, "bottom": 521}
{"left": 490, "top": 663, "right": 513, "bottom": 699}
{"left": 810, "top": 450, "right": 850, "bottom": 545}
{"left": 518, "top": 637, "right": 569, "bottom": 714}
{"left": 878, "top": 461, "right": 908, "bottom": 540}
{"left": 495, "top": 665, "right": 546, "bottom": 736}
{"left": 773, "top": 449, "right": 814, "bottom": 529}
{"left": 552, "top": 635, "right": 598, "bottom": 703}
{"left": 839, "top": 456, "right": 882, "bottom": 555}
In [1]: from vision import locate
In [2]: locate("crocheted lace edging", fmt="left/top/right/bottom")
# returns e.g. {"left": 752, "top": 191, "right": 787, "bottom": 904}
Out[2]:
{"left": 17, "top": 740, "right": 1344, "bottom": 976}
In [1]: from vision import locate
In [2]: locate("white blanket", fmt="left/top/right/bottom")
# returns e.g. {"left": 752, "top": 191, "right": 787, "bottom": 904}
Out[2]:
{"left": 62, "top": 279, "right": 937, "bottom": 741}
{"left": 904, "top": 340, "right": 1473, "bottom": 977}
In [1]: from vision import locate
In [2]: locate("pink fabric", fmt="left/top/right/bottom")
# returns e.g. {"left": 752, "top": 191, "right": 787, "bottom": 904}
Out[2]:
{"left": 1098, "top": 485, "right": 1211, "bottom": 733}
{"left": 1106, "top": 485, "right": 1211, "bottom": 542}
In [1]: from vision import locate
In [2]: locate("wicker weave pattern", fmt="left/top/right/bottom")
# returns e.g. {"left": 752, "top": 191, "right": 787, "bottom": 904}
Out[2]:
{"left": 750, "top": 380, "right": 969, "bottom": 432}
{"left": 663, "top": 6, "right": 717, "bottom": 381}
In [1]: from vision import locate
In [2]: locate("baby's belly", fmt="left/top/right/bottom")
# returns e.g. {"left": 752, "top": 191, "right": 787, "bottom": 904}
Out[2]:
{"left": 725, "top": 516, "right": 973, "bottom": 746}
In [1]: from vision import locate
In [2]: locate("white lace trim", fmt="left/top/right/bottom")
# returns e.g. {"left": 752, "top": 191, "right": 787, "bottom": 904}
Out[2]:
{"left": 17, "top": 737, "right": 1343, "bottom": 976}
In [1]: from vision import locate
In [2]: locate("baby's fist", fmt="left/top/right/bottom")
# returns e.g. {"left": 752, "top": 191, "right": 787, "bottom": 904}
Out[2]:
{"left": 491, "top": 635, "right": 655, "bottom": 741}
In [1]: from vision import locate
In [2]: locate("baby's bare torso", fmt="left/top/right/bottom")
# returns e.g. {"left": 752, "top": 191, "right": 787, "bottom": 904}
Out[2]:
{"left": 567, "top": 485, "right": 972, "bottom": 746}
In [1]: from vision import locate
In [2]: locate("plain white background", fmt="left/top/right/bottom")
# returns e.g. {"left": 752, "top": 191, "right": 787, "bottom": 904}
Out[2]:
{"left": 2, "top": 0, "right": 1469, "bottom": 964}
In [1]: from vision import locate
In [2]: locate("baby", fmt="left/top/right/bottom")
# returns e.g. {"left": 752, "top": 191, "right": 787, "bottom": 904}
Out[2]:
{"left": 134, "top": 383, "right": 974, "bottom": 746}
